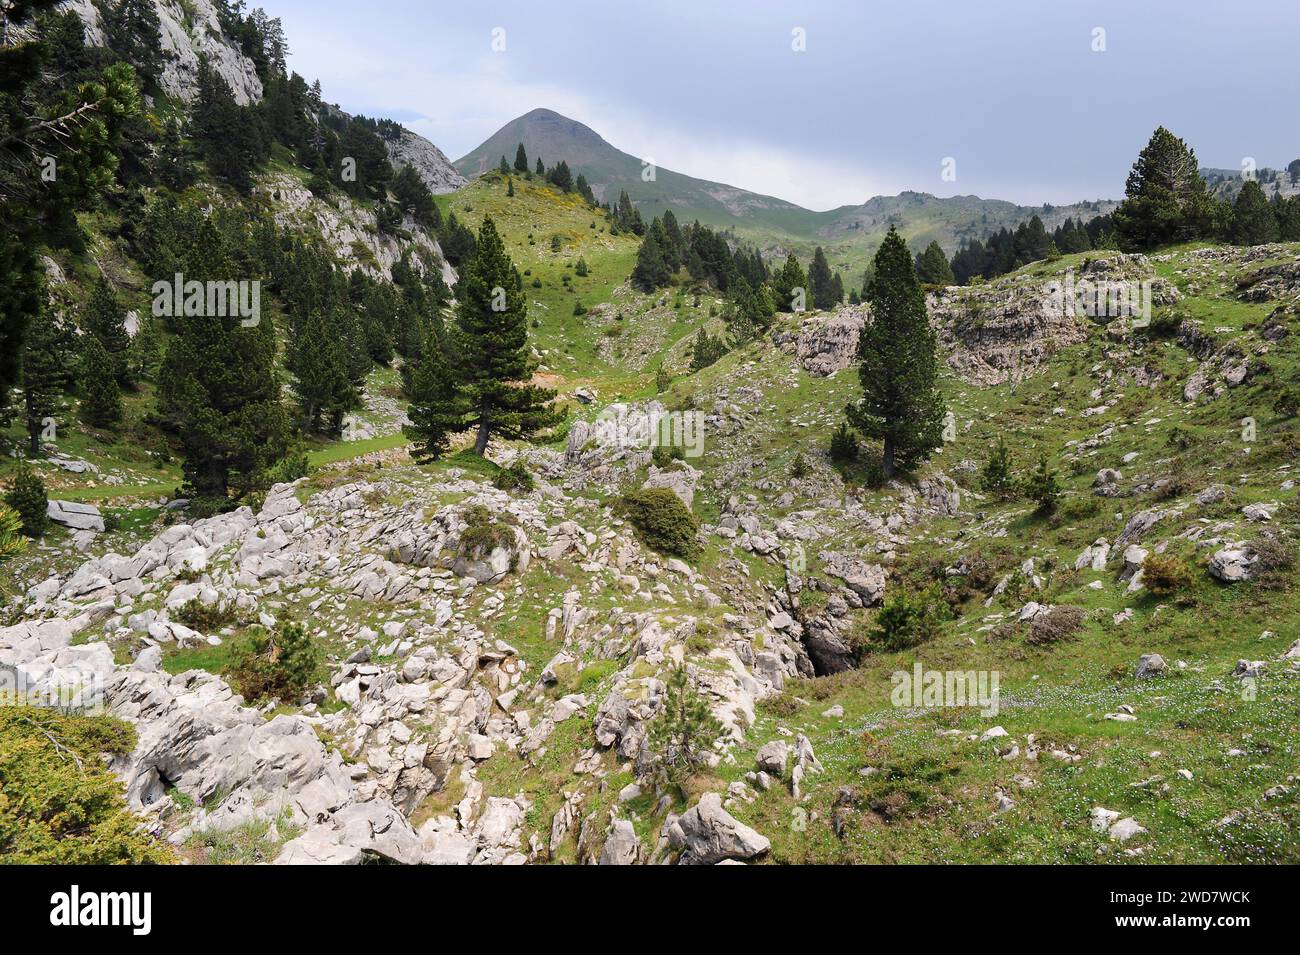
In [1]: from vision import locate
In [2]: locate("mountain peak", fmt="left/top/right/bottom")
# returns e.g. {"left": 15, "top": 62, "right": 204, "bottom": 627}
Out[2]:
{"left": 454, "top": 108, "right": 612, "bottom": 176}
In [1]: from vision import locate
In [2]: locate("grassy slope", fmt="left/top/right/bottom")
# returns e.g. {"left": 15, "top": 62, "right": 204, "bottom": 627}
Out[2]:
{"left": 663, "top": 243, "right": 1300, "bottom": 863}
{"left": 456, "top": 236, "right": 1298, "bottom": 863}
{"left": 436, "top": 172, "right": 716, "bottom": 400}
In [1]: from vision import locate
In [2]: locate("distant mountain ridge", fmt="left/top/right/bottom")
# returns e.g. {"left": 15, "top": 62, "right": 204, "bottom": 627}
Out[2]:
{"left": 456, "top": 108, "right": 1117, "bottom": 277}
{"left": 454, "top": 108, "right": 810, "bottom": 232}
{"left": 1202, "top": 165, "right": 1300, "bottom": 203}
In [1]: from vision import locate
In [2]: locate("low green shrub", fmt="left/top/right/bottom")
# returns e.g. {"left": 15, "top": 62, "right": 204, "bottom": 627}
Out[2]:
{"left": 185, "top": 496, "right": 232, "bottom": 520}
{"left": 493, "top": 460, "right": 535, "bottom": 493}
{"left": 651, "top": 444, "right": 685, "bottom": 468}
{"left": 1166, "top": 425, "right": 1193, "bottom": 451}
{"left": 266, "top": 449, "right": 312, "bottom": 485}
{"left": 224, "top": 621, "right": 323, "bottom": 705}
{"left": 1142, "top": 553, "right": 1195, "bottom": 595}
{"left": 1250, "top": 531, "right": 1296, "bottom": 587}
{"left": 4, "top": 466, "right": 48, "bottom": 538}
{"left": 1027, "top": 605, "right": 1087, "bottom": 644}
{"left": 615, "top": 488, "right": 699, "bottom": 558}
{"left": 829, "top": 422, "right": 858, "bottom": 464}
{"left": 0, "top": 706, "right": 172, "bottom": 863}
{"left": 173, "top": 597, "right": 236, "bottom": 633}
{"left": 1274, "top": 388, "right": 1300, "bottom": 419}
{"left": 459, "top": 504, "right": 516, "bottom": 555}
{"left": 866, "top": 586, "right": 949, "bottom": 654}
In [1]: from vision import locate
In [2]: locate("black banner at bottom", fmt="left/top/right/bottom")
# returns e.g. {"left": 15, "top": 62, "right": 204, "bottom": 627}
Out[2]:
{"left": 0, "top": 864, "right": 1281, "bottom": 942}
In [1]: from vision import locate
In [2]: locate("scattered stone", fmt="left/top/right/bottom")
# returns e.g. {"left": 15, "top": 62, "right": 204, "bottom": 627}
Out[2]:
{"left": 667, "top": 792, "right": 770, "bottom": 865}
{"left": 46, "top": 500, "right": 105, "bottom": 532}
{"left": 1135, "top": 653, "right": 1167, "bottom": 680}
{"left": 755, "top": 740, "right": 790, "bottom": 777}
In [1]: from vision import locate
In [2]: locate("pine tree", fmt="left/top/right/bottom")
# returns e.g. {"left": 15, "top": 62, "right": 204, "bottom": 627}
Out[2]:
{"left": 1231, "top": 180, "right": 1280, "bottom": 246}
{"left": 404, "top": 325, "right": 468, "bottom": 462}
{"left": 289, "top": 309, "right": 356, "bottom": 433}
{"left": 338, "top": 118, "right": 393, "bottom": 200}
{"left": 846, "top": 226, "right": 945, "bottom": 479}
{"left": 157, "top": 118, "right": 197, "bottom": 192}
{"left": 392, "top": 164, "right": 437, "bottom": 227}
{"left": 498, "top": 154, "right": 509, "bottom": 174}
{"left": 155, "top": 218, "right": 288, "bottom": 500}
{"left": 914, "top": 241, "right": 956, "bottom": 285}
{"left": 649, "top": 664, "right": 723, "bottom": 786}
{"left": 104, "top": 0, "right": 166, "bottom": 87}
{"left": 1113, "top": 127, "right": 1216, "bottom": 249}
{"left": 514, "top": 142, "right": 529, "bottom": 173}
{"left": 1024, "top": 452, "right": 1061, "bottom": 514}
{"left": 405, "top": 218, "right": 563, "bottom": 458}
{"left": 980, "top": 438, "right": 1016, "bottom": 500}
{"left": 0, "top": 6, "right": 139, "bottom": 401}
{"left": 4, "top": 466, "right": 49, "bottom": 539}
{"left": 1017, "top": 215, "right": 1056, "bottom": 262}
{"left": 193, "top": 57, "right": 261, "bottom": 194}
{"left": 548, "top": 160, "right": 573, "bottom": 192}
{"left": 632, "top": 226, "right": 671, "bottom": 291}
{"left": 723, "top": 276, "right": 774, "bottom": 346}
{"left": 808, "top": 246, "right": 836, "bottom": 310}
{"left": 128, "top": 312, "right": 162, "bottom": 382}
{"left": 80, "top": 334, "right": 122, "bottom": 428}
{"left": 614, "top": 190, "right": 644, "bottom": 236}
{"left": 82, "top": 277, "right": 131, "bottom": 384}
{"left": 772, "top": 252, "right": 808, "bottom": 312}
{"left": 660, "top": 210, "right": 684, "bottom": 267}
{"left": 1277, "top": 195, "right": 1300, "bottom": 241}
{"left": 829, "top": 422, "right": 858, "bottom": 464}
{"left": 535, "top": 156, "right": 545, "bottom": 176}
{"left": 0, "top": 505, "right": 28, "bottom": 566}
{"left": 689, "top": 328, "right": 726, "bottom": 371}
{"left": 21, "top": 310, "right": 66, "bottom": 457}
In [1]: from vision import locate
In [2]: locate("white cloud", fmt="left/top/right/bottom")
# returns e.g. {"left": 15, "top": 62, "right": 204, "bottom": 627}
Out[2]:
{"left": 588, "top": 116, "right": 899, "bottom": 210}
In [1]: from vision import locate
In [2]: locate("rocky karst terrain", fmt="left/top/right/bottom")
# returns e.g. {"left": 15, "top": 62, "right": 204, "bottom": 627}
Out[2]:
{"left": 9, "top": 225, "right": 1300, "bottom": 864}
{"left": 5, "top": 456, "right": 815, "bottom": 863}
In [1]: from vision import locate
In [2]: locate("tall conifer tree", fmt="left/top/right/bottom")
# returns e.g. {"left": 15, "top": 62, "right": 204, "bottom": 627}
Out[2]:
{"left": 21, "top": 310, "right": 67, "bottom": 456}
{"left": 80, "top": 334, "right": 122, "bottom": 428}
{"left": 1113, "top": 127, "right": 1215, "bottom": 249}
{"left": 1231, "top": 180, "right": 1280, "bottom": 245}
{"left": 808, "top": 246, "right": 836, "bottom": 310}
{"left": 846, "top": 227, "right": 945, "bottom": 479}
{"left": 82, "top": 277, "right": 131, "bottom": 384}
{"left": 156, "top": 217, "right": 287, "bottom": 500}
{"left": 404, "top": 218, "right": 563, "bottom": 458}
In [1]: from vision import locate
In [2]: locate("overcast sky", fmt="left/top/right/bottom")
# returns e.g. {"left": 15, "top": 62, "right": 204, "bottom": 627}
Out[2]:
{"left": 261, "top": 0, "right": 1300, "bottom": 211}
